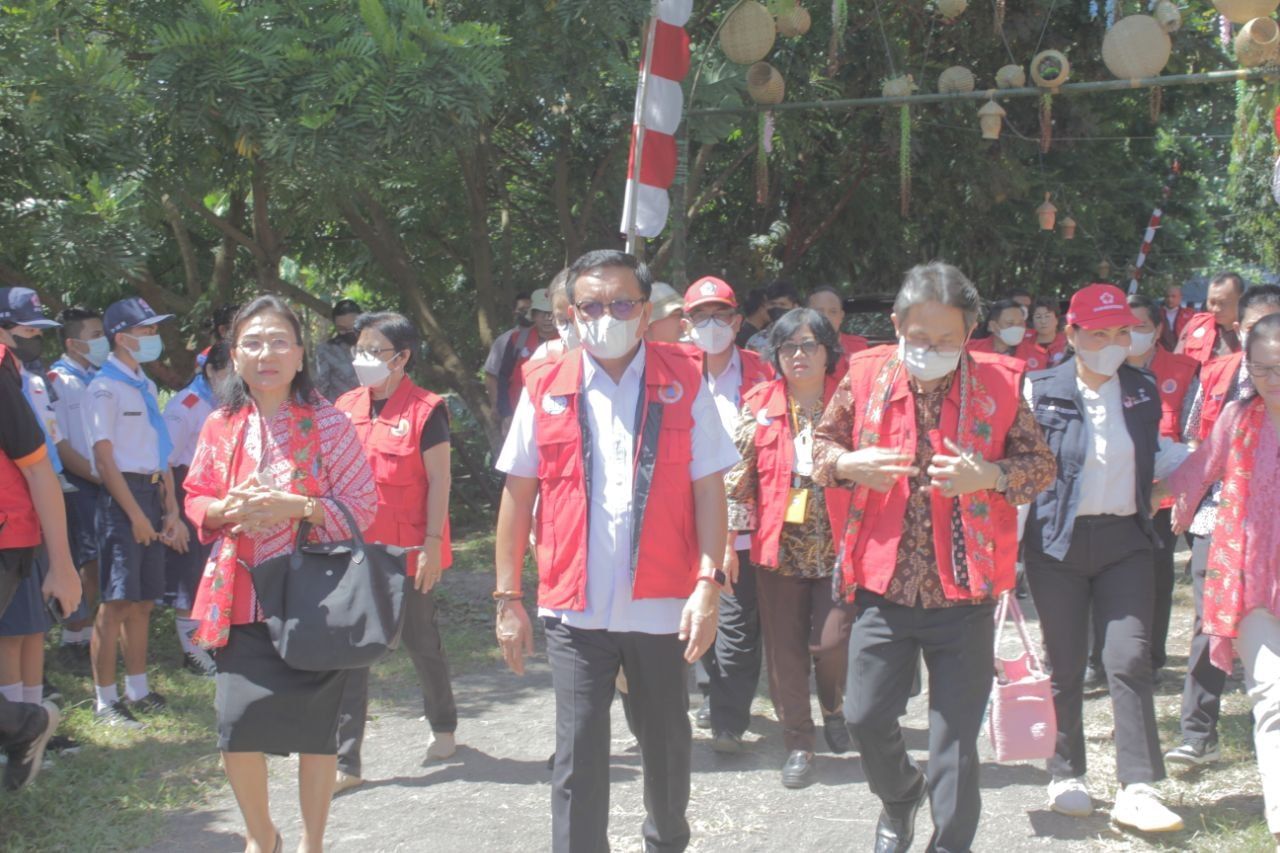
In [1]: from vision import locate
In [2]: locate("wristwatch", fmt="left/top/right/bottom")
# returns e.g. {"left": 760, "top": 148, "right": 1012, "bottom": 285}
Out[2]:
{"left": 993, "top": 461, "right": 1010, "bottom": 494}
{"left": 697, "top": 568, "right": 728, "bottom": 589}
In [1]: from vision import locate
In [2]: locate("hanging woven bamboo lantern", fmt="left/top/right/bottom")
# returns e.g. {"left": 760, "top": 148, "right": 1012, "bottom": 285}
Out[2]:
{"left": 1213, "top": 0, "right": 1280, "bottom": 25}
{"left": 1030, "top": 50, "right": 1070, "bottom": 89}
{"left": 1153, "top": 0, "right": 1183, "bottom": 32}
{"left": 1060, "top": 216, "right": 1077, "bottom": 239}
{"left": 881, "top": 75, "right": 917, "bottom": 98}
{"left": 938, "top": 66, "right": 976, "bottom": 94}
{"left": 995, "top": 64, "right": 1026, "bottom": 88}
{"left": 937, "top": 0, "right": 969, "bottom": 19}
{"left": 1036, "top": 193, "right": 1058, "bottom": 230}
{"left": 776, "top": 4, "right": 812, "bottom": 37}
{"left": 978, "top": 100, "right": 1006, "bottom": 139}
{"left": 720, "top": 1, "right": 777, "bottom": 64}
{"left": 1102, "top": 15, "right": 1172, "bottom": 79}
{"left": 1235, "top": 17, "right": 1280, "bottom": 67}
{"left": 746, "top": 62, "right": 786, "bottom": 104}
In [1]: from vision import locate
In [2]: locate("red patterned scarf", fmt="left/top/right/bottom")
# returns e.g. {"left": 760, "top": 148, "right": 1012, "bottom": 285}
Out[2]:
{"left": 191, "top": 401, "right": 325, "bottom": 649}
{"left": 1203, "top": 395, "right": 1266, "bottom": 640}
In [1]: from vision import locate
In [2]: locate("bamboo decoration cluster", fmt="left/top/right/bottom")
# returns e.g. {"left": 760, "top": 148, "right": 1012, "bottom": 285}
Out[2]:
{"left": 720, "top": 1, "right": 776, "bottom": 64}
{"left": 1236, "top": 17, "right": 1280, "bottom": 67}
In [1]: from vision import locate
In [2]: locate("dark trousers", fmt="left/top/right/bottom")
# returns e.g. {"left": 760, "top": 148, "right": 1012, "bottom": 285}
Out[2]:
{"left": 1026, "top": 515, "right": 1164, "bottom": 784}
{"left": 0, "top": 547, "right": 43, "bottom": 750}
{"left": 336, "top": 586, "right": 458, "bottom": 776}
{"left": 1088, "top": 507, "right": 1177, "bottom": 672}
{"left": 698, "top": 552, "right": 760, "bottom": 736}
{"left": 756, "top": 568, "right": 855, "bottom": 752}
{"left": 844, "top": 590, "right": 995, "bottom": 853}
{"left": 545, "top": 618, "right": 691, "bottom": 853}
{"left": 1180, "top": 533, "right": 1226, "bottom": 745}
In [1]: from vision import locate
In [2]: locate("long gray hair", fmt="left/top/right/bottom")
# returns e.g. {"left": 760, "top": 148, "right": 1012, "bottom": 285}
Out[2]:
{"left": 892, "top": 262, "right": 982, "bottom": 330}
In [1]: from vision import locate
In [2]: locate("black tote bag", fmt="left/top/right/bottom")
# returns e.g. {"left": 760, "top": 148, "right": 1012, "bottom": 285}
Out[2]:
{"left": 249, "top": 499, "right": 408, "bottom": 671}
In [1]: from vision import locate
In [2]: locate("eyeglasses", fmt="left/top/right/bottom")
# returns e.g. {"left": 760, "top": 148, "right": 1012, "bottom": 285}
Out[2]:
{"left": 904, "top": 339, "right": 963, "bottom": 358}
{"left": 777, "top": 340, "right": 823, "bottom": 358}
{"left": 574, "top": 299, "right": 644, "bottom": 321}
{"left": 237, "top": 338, "right": 297, "bottom": 356}
{"left": 689, "top": 309, "right": 737, "bottom": 328}
{"left": 1247, "top": 362, "right": 1280, "bottom": 380}
{"left": 352, "top": 346, "right": 397, "bottom": 359}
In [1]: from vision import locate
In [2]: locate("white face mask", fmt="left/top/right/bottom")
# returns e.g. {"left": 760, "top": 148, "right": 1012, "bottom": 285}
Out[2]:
{"left": 898, "top": 338, "right": 961, "bottom": 382}
{"left": 997, "top": 326, "right": 1027, "bottom": 347}
{"left": 555, "top": 320, "right": 580, "bottom": 350}
{"left": 352, "top": 352, "right": 393, "bottom": 388}
{"left": 688, "top": 321, "right": 735, "bottom": 355}
{"left": 577, "top": 314, "right": 639, "bottom": 361}
{"left": 1128, "top": 330, "right": 1156, "bottom": 358}
{"left": 1077, "top": 344, "right": 1128, "bottom": 377}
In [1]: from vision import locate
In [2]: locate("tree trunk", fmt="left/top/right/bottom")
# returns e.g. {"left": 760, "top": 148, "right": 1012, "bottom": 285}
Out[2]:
{"left": 457, "top": 137, "right": 500, "bottom": 349}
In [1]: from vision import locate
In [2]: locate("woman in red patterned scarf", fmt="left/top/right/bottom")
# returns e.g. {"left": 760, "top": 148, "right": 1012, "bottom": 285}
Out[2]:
{"left": 1166, "top": 312, "right": 1280, "bottom": 846}
{"left": 184, "top": 296, "right": 376, "bottom": 853}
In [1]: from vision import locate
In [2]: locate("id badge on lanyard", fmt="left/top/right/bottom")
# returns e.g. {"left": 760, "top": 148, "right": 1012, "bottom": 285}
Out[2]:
{"left": 785, "top": 399, "right": 813, "bottom": 525}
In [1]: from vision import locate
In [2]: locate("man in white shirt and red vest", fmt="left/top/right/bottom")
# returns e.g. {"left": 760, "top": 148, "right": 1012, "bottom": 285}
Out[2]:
{"left": 813, "top": 263, "right": 1055, "bottom": 853}
{"left": 493, "top": 250, "right": 738, "bottom": 853}
{"left": 1159, "top": 284, "right": 1196, "bottom": 351}
{"left": 681, "top": 276, "right": 774, "bottom": 750}
{"left": 1176, "top": 272, "right": 1244, "bottom": 367}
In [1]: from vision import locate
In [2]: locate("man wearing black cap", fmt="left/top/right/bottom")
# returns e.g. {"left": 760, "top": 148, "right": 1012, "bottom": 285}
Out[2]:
{"left": 316, "top": 298, "right": 362, "bottom": 402}
{"left": 86, "top": 298, "right": 187, "bottom": 727}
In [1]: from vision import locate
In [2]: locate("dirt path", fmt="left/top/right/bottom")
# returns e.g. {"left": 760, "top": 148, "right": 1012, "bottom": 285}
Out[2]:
{"left": 152, "top": 549, "right": 1267, "bottom": 852}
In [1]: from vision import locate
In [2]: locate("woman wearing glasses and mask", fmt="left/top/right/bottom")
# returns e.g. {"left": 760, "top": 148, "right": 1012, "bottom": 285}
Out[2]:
{"left": 183, "top": 296, "right": 376, "bottom": 853}
{"left": 1031, "top": 297, "right": 1069, "bottom": 366}
{"left": 722, "top": 308, "right": 854, "bottom": 789}
{"left": 1023, "top": 284, "right": 1188, "bottom": 834}
{"left": 332, "top": 312, "right": 458, "bottom": 794}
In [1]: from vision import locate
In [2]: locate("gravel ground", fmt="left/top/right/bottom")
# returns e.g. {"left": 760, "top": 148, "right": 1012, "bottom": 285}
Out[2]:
{"left": 151, "top": 547, "right": 1268, "bottom": 852}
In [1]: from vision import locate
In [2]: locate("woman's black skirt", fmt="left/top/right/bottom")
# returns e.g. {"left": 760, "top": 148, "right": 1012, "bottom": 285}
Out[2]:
{"left": 213, "top": 622, "right": 348, "bottom": 754}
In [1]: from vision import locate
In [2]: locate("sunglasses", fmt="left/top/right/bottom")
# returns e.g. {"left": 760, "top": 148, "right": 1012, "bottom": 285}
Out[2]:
{"left": 777, "top": 340, "right": 823, "bottom": 358}
{"left": 574, "top": 299, "right": 644, "bottom": 321}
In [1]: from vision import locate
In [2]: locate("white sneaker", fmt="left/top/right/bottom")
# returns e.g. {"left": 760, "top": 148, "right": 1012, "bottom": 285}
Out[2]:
{"left": 1112, "top": 783, "right": 1184, "bottom": 833}
{"left": 425, "top": 732, "right": 456, "bottom": 761}
{"left": 1048, "top": 776, "right": 1093, "bottom": 817}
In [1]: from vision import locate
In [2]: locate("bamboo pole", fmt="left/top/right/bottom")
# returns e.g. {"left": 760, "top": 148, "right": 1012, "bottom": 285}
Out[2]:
{"left": 686, "top": 67, "right": 1280, "bottom": 116}
{"left": 624, "top": 1, "right": 662, "bottom": 256}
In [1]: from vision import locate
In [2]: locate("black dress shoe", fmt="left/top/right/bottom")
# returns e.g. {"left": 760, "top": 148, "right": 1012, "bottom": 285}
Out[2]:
{"left": 874, "top": 776, "right": 928, "bottom": 853}
{"left": 693, "top": 703, "right": 712, "bottom": 730}
{"left": 823, "top": 714, "right": 854, "bottom": 754}
{"left": 781, "top": 750, "right": 815, "bottom": 789}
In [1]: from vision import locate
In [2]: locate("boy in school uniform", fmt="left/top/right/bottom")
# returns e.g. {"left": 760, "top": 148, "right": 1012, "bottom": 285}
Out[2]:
{"left": 86, "top": 298, "right": 187, "bottom": 727}
{"left": 47, "top": 307, "right": 109, "bottom": 657}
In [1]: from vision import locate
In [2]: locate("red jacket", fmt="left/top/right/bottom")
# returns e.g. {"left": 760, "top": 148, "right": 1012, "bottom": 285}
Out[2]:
{"left": 743, "top": 375, "right": 851, "bottom": 569}
{"left": 1198, "top": 351, "right": 1244, "bottom": 442}
{"left": 499, "top": 326, "right": 541, "bottom": 415}
{"left": 835, "top": 333, "right": 870, "bottom": 375}
{"left": 335, "top": 379, "right": 452, "bottom": 575}
{"left": 967, "top": 335, "right": 1051, "bottom": 371}
{"left": 1148, "top": 347, "right": 1198, "bottom": 442}
{"left": 839, "top": 347, "right": 1023, "bottom": 600}
{"left": 0, "top": 345, "right": 41, "bottom": 550}
{"left": 686, "top": 345, "right": 774, "bottom": 406}
{"left": 1177, "top": 312, "right": 1236, "bottom": 367}
{"left": 525, "top": 342, "right": 703, "bottom": 610}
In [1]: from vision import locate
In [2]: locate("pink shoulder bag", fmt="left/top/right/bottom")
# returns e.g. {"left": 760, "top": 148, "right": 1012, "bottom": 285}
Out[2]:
{"left": 987, "top": 592, "right": 1057, "bottom": 763}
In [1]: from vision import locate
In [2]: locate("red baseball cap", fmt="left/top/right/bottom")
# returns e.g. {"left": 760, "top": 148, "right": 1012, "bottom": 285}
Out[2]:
{"left": 1066, "top": 283, "right": 1140, "bottom": 330}
{"left": 684, "top": 276, "right": 738, "bottom": 312}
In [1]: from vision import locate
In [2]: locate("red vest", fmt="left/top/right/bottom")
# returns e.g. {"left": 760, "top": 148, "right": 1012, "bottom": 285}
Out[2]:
{"left": 967, "top": 335, "right": 1050, "bottom": 371}
{"left": 335, "top": 379, "right": 452, "bottom": 575}
{"left": 743, "top": 376, "right": 851, "bottom": 569}
{"left": 0, "top": 346, "right": 41, "bottom": 550}
{"left": 687, "top": 345, "right": 774, "bottom": 405}
{"left": 1198, "top": 351, "right": 1244, "bottom": 442}
{"left": 525, "top": 342, "right": 702, "bottom": 610}
{"left": 1041, "top": 333, "right": 1069, "bottom": 366}
{"left": 1177, "top": 313, "right": 1232, "bottom": 367}
{"left": 842, "top": 348, "right": 1023, "bottom": 599}
{"left": 503, "top": 326, "right": 541, "bottom": 412}
{"left": 1148, "top": 347, "right": 1198, "bottom": 441}
{"left": 835, "top": 333, "right": 870, "bottom": 375}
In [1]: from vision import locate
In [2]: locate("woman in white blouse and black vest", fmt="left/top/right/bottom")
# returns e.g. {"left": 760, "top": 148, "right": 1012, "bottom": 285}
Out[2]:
{"left": 1023, "top": 284, "right": 1188, "bottom": 835}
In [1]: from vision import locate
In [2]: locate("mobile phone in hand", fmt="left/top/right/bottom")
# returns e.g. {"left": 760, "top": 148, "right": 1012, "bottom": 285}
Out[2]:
{"left": 44, "top": 596, "right": 66, "bottom": 625}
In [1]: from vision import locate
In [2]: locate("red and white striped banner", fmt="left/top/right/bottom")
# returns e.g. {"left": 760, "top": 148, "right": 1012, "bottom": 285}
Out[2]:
{"left": 1127, "top": 161, "right": 1180, "bottom": 294}
{"left": 621, "top": 0, "right": 691, "bottom": 245}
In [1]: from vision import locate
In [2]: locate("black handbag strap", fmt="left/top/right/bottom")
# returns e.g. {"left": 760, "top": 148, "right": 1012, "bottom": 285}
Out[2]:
{"left": 292, "top": 498, "right": 369, "bottom": 567}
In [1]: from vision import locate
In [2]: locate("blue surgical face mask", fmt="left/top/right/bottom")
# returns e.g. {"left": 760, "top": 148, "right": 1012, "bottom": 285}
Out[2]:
{"left": 79, "top": 336, "right": 110, "bottom": 368}
{"left": 127, "top": 333, "right": 164, "bottom": 363}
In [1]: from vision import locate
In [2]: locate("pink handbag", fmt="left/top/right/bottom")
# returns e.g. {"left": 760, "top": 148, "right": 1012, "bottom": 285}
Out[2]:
{"left": 987, "top": 592, "right": 1057, "bottom": 763}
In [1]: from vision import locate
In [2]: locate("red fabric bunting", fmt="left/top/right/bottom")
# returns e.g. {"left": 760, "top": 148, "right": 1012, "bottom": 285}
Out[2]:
{"left": 645, "top": 22, "right": 691, "bottom": 81}
{"left": 626, "top": 127, "right": 677, "bottom": 189}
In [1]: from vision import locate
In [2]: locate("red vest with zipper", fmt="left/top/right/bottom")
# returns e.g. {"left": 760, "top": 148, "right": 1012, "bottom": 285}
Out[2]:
{"left": 1148, "top": 347, "right": 1198, "bottom": 441}
{"left": 744, "top": 375, "right": 852, "bottom": 569}
{"left": 0, "top": 345, "right": 41, "bottom": 550}
{"left": 835, "top": 333, "right": 870, "bottom": 375}
{"left": 335, "top": 379, "right": 452, "bottom": 575}
{"left": 842, "top": 347, "right": 1023, "bottom": 600}
{"left": 1198, "top": 351, "right": 1245, "bottom": 442}
{"left": 967, "top": 335, "right": 1050, "bottom": 371}
{"left": 526, "top": 342, "right": 701, "bottom": 611}
{"left": 1177, "top": 313, "right": 1230, "bottom": 367}
{"left": 686, "top": 345, "right": 774, "bottom": 404}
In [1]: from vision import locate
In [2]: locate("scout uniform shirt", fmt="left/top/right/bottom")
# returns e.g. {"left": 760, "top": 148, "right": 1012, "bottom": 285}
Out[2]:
{"left": 86, "top": 354, "right": 165, "bottom": 475}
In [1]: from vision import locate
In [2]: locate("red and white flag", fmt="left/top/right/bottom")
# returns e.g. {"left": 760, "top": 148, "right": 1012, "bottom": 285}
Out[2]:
{"left": 621, "top": 0, "right": 691, "bottom": 243}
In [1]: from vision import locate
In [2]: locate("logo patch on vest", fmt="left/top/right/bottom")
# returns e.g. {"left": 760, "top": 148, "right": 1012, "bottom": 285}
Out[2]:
{"left": 657, "top": 381, "right": 684, "bottom": 405}
{"left": 391, "top": 417, "right": 410, "bottom": 437}
{"left": 1193, "top": 326, "right": 1206, "bottom": 338}
{"left": 541, "top": 394, "right": 568, "bottom": 415}
{"left": 755, "top": 408, "right": 773, "bottom": 427}
{"left": 975, "top": 394, "right": 997, "bottom": 418}
{"left": 1026, "top": 357, "right": 1041, "bottom": 369}
{"left": 1161, "top": 378, "right": 1178, "bottom": 395}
